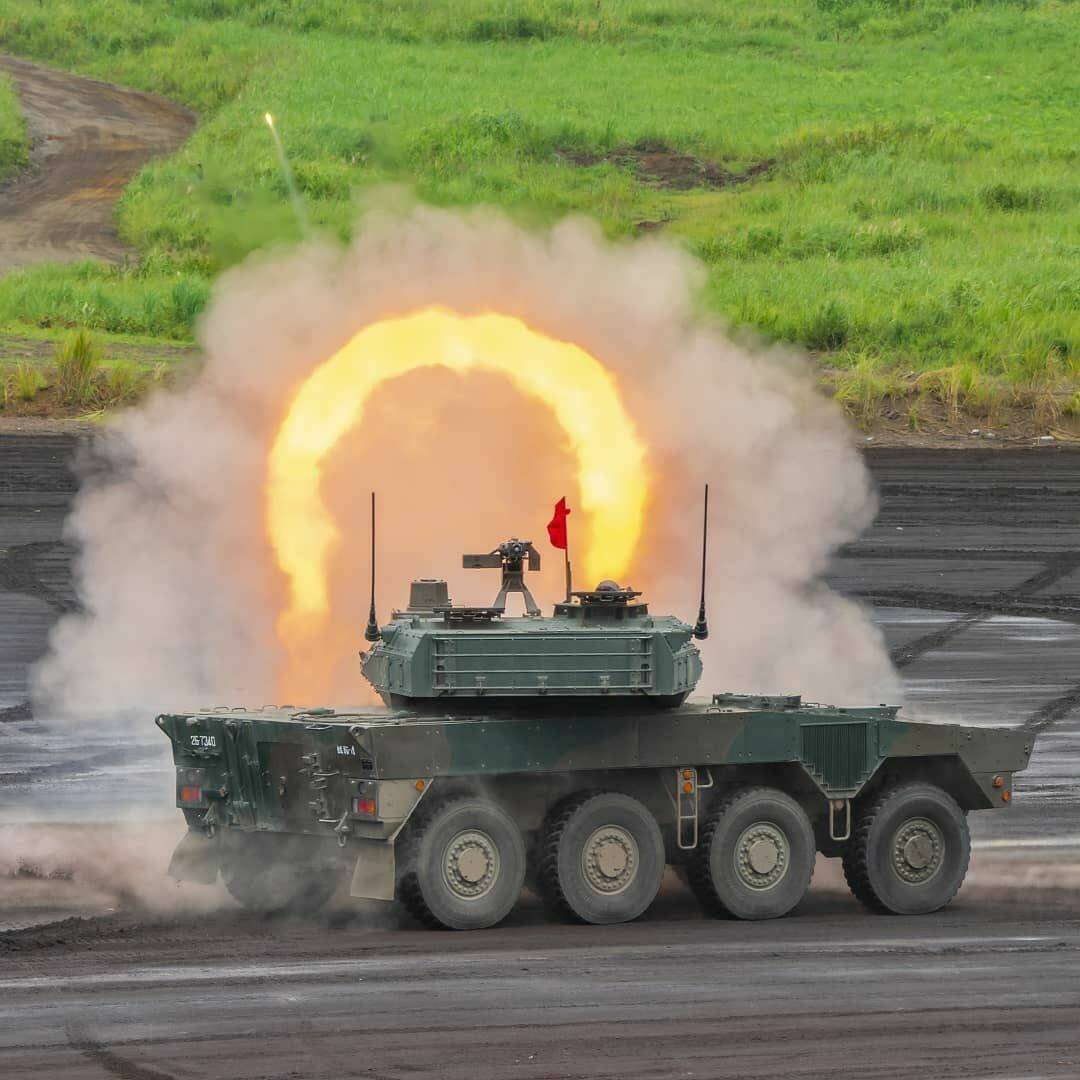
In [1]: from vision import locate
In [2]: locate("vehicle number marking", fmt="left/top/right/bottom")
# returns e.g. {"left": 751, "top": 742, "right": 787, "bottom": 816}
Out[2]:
{"left": 336, "top": 745, "right": 356, "bottom": 756}
{"left": 190, "top": 734, "right": 217, "bottom": 748}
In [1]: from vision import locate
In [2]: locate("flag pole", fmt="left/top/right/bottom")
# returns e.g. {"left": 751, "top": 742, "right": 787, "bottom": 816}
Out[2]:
{"left": 564, "top": 513, "right": 573, "bottom": 603}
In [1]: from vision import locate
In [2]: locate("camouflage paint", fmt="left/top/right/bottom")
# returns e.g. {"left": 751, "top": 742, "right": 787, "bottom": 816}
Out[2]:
{"left": 158, "top": 693, "right": 1031, "bottom": 843}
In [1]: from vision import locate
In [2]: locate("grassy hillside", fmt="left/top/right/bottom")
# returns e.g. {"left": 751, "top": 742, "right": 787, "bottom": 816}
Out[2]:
{"left": 0, "top": 69, "right": 27, "bottom": 182}
{"left": 0, "top": 0, "right": 1077, "bottom": 413}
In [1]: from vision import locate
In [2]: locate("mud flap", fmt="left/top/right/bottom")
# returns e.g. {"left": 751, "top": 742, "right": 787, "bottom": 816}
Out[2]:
{"left": 349, "top": 840, "right": 396, "bottom": 901}
{"left": 167, "top": 830, "right": 221, "bottom": 885}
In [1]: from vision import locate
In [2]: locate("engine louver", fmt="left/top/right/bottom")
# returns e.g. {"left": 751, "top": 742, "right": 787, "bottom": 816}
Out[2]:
{"left": 801, "top": 723, "right": 871, "bottom": 795}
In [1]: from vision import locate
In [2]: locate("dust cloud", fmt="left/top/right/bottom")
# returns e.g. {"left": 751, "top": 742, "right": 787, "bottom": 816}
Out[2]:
{"left": 32, "top": 203, "right": 899, "bottom": 723}
{"left": 0, "top": 822, "right": 222, "bottom": 926}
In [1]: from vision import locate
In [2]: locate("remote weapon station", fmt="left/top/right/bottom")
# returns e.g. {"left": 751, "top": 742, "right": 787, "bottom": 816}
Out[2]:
{"left": 159, "top": 493, "right": 1031, "bottom": 930}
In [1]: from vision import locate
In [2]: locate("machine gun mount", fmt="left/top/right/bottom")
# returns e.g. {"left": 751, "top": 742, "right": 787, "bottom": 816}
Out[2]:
{"left": 461, "top": 538, "right": 542, "bottom": 616}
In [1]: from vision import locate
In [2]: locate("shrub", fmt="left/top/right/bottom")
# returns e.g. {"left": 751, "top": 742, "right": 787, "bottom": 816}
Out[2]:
{"left": 980, "top": 184, "right": 1047, "bottom": 212}
{"left": 55, "top": 330, "right": 100, "bottom": 406}
{"left": 466, "top": 16, "right": 554, "bottom": 42}
{"left": 168, "top": 278, "right": 209, "bottom": 332}
{"left": 918, "top": 363, "right": 1000, "bottom": 423}
{"left": 103, "top": 361, "right": 143, "bottom": 404}
{"left": 832, "top": 357, "right": 905, "bottom": 430}
{"left": 802, "top": 300, "right": 850, "bottom": 351}
{"left": 11, "top": 362, "right": 47, "bottom": 402}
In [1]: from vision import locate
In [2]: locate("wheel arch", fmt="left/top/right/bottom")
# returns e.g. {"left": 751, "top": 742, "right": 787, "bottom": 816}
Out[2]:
{"left": 856, "top": 755, "right": 992, "bottom": 812}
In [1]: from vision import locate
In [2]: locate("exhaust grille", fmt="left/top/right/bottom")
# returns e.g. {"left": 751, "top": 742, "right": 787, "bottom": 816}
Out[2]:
{"left": 801, "top": 723, "right": 870, "bottom": 794}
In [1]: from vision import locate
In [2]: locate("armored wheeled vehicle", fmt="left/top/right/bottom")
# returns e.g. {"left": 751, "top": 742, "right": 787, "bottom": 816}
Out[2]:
{"left": 160, "top": 534, "right": 1032, "bottom": 930}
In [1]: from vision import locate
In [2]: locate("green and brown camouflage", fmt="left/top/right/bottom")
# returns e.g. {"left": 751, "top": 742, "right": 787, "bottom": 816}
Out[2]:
{"left": 158, "top": 538, "right": 1032, "bottom": 914}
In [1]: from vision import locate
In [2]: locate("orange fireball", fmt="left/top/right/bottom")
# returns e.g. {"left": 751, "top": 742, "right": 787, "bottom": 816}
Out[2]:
{"left": 266, "top": 307, "right": 649, "bottom": 691}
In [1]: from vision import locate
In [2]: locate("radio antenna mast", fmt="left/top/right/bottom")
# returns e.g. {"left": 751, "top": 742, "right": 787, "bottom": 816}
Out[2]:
{"left": 693, "top": 483, "right": 710, "bottom": 640}
{"left": 364, "top": 491, "right": 381, "bottom": 642}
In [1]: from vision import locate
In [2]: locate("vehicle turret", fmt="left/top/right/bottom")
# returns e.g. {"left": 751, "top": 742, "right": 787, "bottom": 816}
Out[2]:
{"left": 359, "top": 537, "right": 702, "bottom": 708}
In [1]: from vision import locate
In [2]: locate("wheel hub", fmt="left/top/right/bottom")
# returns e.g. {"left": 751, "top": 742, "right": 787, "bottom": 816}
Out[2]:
{"left": 582, "top": 825, "right": 638, "bottom": 895}
{"left": 443, "top": 829, "right": 499, "bottom": 899}
{"left": 747, "top": 838, "right": 780, "bottom": 875}
{"left": 891, "top": 817, "right": 944, "bottom": 885}
{"left": 734, "top": 822, "right": 789, "bottom": 891}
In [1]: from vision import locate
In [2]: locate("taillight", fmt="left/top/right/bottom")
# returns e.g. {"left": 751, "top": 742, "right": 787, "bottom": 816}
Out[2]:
{"left": 179, "top": 786, "right": 203, "bottom": 804}
{"left": 352, "top": 796, "right": 376, "bottom": 817}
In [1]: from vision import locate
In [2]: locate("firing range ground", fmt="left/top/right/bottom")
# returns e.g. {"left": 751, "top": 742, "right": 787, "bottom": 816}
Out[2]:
{"left": 2, "top": 437, "right": 1080, "bottom": 1078}
{"left": 1, "top": 896, "right": 1078, "bottom": 1080}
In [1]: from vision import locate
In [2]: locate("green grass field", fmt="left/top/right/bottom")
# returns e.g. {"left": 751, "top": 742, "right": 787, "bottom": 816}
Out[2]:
{"left": 0, "top": 69, "right": 27, "bottom": 182}
{"left": 0, "top": 0, "right": 1077, "bottom": 405}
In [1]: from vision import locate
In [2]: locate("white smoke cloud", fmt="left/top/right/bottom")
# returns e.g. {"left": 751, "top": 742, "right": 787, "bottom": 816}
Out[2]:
{"left": 33, "top": 204, "right": 899, "bottom": 722}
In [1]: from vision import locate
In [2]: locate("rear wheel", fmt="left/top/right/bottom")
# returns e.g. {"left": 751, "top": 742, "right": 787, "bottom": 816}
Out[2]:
{"left": 222, "top": 855, "right": 338, "bottom": 914}
{"left": 398, "top": 795, "right": 526, "bottom": 930}
{"left": 843, "top": 782, "right": 970, "bottom": 915}
{"left": 537, "top": 791, "right": 665, "bottom": 925}
{"left": 689, "top": 787, "right": 815, "bottom": 920}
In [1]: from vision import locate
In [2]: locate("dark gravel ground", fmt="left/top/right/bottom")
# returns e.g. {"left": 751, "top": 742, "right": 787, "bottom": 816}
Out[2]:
{"left": 1, "top": 894, "right": 1077, "bottom": 1080}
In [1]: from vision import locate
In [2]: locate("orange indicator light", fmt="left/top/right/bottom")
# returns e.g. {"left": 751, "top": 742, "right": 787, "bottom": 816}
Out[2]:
{"left": 1001, "top": 790, "right": 1011, "bottom": 803}
{"left": 415, "top": 779, "right": 426, "bottom": 791}
{"left": 682, "top": 781, "right": 694, "bottom": 794}
{"left": 682, "top": 769, "right": 694, "bottom": 780}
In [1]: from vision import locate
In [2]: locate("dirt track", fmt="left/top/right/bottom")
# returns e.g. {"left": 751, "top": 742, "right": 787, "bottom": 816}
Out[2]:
{"left": 2, "top": 897, "right": 1079, "bottom": 1080}
{"left": 0, "top": 55, "right": 194, "bottom": 272}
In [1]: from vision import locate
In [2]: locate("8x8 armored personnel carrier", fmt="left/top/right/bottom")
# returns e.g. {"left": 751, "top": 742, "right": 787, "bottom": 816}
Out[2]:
{"left": 160, "top": 536, "right": 1031, "bottom": 930}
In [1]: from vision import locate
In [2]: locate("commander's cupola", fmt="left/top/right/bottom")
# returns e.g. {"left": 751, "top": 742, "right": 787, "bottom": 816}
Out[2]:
{"left": 553, "top": 580, "right": 651, "bottom": 626}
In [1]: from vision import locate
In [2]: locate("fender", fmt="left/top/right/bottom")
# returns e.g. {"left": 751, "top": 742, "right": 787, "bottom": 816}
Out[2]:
{"left": 167, "top": 829, "right": 221, "bottom": 885}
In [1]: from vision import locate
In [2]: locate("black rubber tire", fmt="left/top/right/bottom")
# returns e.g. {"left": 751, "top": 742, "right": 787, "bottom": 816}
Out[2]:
{"left": 688, "top": 787, "right": 815, "bottom": 920}
{"left": 842, "top": 782, "right": 970, "bottom": 915}
{"left": 397, "top": 795, "right": 526, "bottom": 931}
{"left": 222, "top": 859, "right": 338, "bottom": 914}
{"left": 537, "top": 791, "right": 665, "bottom": 925}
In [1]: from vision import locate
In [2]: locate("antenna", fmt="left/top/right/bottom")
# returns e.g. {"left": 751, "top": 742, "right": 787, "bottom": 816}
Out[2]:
{"left": 364, "top": 491, "right": 381, "bottom": 642}
{"left": 693, "top": 483, "right": 709, "bottom": 640}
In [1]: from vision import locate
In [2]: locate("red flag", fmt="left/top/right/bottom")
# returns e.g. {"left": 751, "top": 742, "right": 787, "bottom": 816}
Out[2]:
{"left": 547, "top": 497, "right": 570, "bottom": 550}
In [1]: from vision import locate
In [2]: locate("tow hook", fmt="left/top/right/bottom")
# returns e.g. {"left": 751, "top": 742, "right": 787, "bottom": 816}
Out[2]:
{"left": 334, "top": 811, "right": 351, "bottom": 848}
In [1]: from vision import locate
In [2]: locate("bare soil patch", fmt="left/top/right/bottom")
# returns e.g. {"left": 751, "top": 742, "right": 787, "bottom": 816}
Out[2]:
{"left": 559, "top": 140, "right": 774, "bottom": 191}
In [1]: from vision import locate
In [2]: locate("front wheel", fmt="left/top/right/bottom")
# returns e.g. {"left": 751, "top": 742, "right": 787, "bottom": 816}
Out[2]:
{"left": 689, "top": 787, "right": 815, "bottom": 920}
{"left": 843, "top": 782, "right": 970, "bottom": 915}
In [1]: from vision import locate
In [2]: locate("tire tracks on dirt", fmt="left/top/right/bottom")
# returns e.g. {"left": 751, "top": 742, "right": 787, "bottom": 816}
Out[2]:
{"left": 67, "top": 1026, "right": 178, "bottom": 1080}
{"left": 887, "top": 553, "right": 1080, "bottom": 668}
